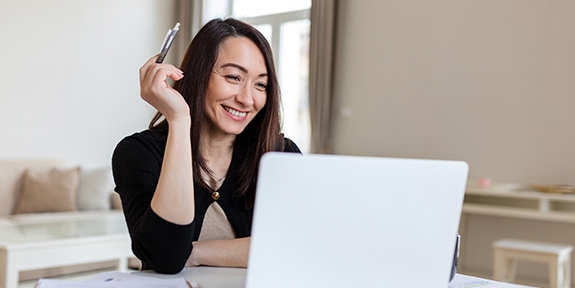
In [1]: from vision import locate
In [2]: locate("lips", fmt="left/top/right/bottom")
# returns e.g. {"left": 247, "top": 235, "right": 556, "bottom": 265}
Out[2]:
{"left": 223, "top": 105, "right": 247, "bottom": 118}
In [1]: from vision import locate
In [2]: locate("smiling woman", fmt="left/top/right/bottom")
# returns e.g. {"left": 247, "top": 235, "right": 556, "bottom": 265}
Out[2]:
{"left": 111, "top": 18, "right": 301, "bottom": 274}
{"left": 204, "top": 37, "right": 268, "bottom": 137}
{"left": 202, "top": 0, "right": 312, "bottom": 153}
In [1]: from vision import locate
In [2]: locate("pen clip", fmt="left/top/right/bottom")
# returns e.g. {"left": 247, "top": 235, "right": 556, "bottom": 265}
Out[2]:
{"left": 159, "top": 23, "right": 180, "bottom": 53}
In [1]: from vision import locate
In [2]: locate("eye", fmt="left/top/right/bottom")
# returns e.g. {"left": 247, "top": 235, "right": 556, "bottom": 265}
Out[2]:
{"left": 255, "top": 82, "right": 268, "bottom": 91}
{"left": 225, "top": 75, "right": 241, "bottom": 82}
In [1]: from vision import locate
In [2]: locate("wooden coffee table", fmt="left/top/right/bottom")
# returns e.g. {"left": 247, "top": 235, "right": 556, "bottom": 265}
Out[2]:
{"left": 0, "top": 212, "right": 133, "bottom": 288}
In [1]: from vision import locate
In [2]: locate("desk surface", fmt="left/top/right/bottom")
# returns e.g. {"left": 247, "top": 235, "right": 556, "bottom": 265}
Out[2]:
{"left": 184, "top": 267, "right": 246, "bottom": 288}
{"left": 36, "top": 267, "right": 534, "bottom": 288}
{"left": 169, "top": 267, "right": 532, "bottom": 288}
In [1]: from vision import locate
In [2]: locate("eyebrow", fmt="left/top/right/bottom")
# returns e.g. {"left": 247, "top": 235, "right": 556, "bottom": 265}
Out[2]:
{"left": 220, "top": 63, "right": 268, "bottom": 78}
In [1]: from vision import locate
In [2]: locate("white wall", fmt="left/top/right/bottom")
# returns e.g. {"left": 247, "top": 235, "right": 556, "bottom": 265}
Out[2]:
{"left": 332, "top": 0, "right": 575, "bottom": 185}
{"left": 332, "top": 1, "right": 575, "bottom": 283}
{"left": 0, "top": 0, "right": 176, "bottom": 168}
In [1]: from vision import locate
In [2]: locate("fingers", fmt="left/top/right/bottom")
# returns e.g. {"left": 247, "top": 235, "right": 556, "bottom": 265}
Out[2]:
{"left": 139, "top": 54, "right": 184, "bottom": 87}
{"left": 139, "top": 54, "right": 159, "bottom": 84}
{"left": 138, "top": 55, "right": 189, "bottom": 120}
{"left": 140, "top": 57, "right": 184, "bottom": 99}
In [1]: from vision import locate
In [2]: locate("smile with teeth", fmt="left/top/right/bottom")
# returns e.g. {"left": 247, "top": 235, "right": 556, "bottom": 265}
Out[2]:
{"left": 223, "top": 106, "right": 247, "bottom": 118}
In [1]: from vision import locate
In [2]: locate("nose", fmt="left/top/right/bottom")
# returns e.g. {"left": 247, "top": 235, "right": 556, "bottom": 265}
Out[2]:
{"left": 235, "top": 83, "right": 255, "bottom": 107}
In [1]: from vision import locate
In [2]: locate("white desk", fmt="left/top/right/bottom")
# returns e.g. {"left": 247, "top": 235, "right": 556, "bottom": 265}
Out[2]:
{"left": 132, "top": 267, "right": 532, "bottom": 288}
{"left": 183, "top": 267, "right": 246, "bottom": 288}
{"left": 31, "top": 266, "right": 533, "bottom": 288}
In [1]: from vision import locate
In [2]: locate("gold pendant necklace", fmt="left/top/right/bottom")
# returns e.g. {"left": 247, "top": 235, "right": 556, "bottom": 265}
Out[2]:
{"left": 204, "top": 170, "right": 225, "bottom": 201}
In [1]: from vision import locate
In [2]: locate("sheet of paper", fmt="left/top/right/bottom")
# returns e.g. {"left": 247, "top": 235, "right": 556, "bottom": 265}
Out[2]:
{"left": 37, "top": 271, "right": 193, "bottom": 288}
{"left": 449, "top": 274, "right": 534, "bottom": 288}
{"left": 37, "top": 280, "right": 115, "bottom": 288}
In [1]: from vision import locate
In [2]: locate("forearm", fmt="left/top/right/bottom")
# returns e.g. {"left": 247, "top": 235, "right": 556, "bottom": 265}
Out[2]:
{"left": 132, "top": 210, "right": 194, "bottom": 274}
{"left": 187, "top": 237, "right": 251, "bottom": 268}
{"left": 150, "top": 117, "right": 195, "bottom": 224}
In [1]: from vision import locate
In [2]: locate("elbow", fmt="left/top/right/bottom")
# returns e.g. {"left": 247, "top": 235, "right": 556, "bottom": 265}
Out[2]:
{"left": 151, "top": 263, "right": 185, "bottom": 275}
{"left": 140, "top": 251, "right": 188, "bottom": 274}
{"left": 133, "top": 246, "right": 189, "bottom": 275}
{"left": 140, "top": 251, "right": 187, "bottom": 274}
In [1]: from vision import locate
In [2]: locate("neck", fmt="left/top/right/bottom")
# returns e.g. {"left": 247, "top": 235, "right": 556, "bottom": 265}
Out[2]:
{"left": 201, "top": 138, "right": 233, "bottom": 158}
{"left": 199, "top": 135, "right": 234, "bottom": 161}
{"left": 199, "top": 124, "right": 235, "bottom": 181}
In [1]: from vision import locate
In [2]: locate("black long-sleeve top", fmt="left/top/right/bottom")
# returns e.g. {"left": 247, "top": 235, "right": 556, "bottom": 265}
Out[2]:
{"left": 111, "top": 129, "right": 300, "bottom": 274}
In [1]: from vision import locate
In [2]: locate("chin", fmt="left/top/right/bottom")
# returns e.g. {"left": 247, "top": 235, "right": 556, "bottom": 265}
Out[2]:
{"left": 222, "top": 126, "right": 249, "bottom": 136}
{"left": 221, "top": 119, "right": 254, "bottom": 135}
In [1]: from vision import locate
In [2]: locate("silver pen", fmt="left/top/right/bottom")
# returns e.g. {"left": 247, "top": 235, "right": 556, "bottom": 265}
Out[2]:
{"left": 156, "top": 22, "right": 181, "bottom": 63}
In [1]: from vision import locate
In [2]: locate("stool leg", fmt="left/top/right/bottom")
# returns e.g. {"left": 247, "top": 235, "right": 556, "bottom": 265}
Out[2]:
{"left": 494, "top": 250, "right": 517, "bottom": 283}
{"left": 493, "top": 250, "right": 505, "bottom": 281}
{"left": 564, "top": 255, "right": 571, "bottom": 288}
{"left": 550, "top": 258, "right": 559, "bottom": 288}
{"left": 559, "top": 254, "right": 571, "bottom": 288}
{"left": 506, "top": 258, "right": 517, "bottom": 282}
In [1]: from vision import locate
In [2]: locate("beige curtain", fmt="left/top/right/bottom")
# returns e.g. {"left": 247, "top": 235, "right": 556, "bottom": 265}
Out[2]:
{"left": 175, "top": 0, "right": 203, "bottom": 64}
{"left": 309, "top": 0, "right": 338, "bottom": 154}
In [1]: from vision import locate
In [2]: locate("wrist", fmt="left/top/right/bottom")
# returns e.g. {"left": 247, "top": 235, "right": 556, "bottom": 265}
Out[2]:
{"left": 188, "top": 242, "right": 202, "bottom": 266}
{"left": 166, "top": 114, "right": 191, "bottom": 129}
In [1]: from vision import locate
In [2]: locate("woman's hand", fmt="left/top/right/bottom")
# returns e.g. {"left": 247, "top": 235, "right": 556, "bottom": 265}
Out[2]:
{"left": 139, "top": 55, "right": 188, "bottom": 123}
{"left": 187, "top": 237, "right": 251, "bottom": 268}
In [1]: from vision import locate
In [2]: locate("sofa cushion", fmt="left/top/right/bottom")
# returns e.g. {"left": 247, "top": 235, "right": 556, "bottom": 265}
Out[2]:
{"left": 77, "top": 167, "right": 114, "bottom": 211}
{"left": 0, "top": 159, "right": 63, "bottom": 216}
{"left": 13, "top": 166, "right": 81, "bottom": 214}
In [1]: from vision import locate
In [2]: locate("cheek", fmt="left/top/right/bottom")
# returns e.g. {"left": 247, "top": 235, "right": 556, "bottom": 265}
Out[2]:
{"left": 204, "top": 83, "right": 218, "bottom": 104}
{"left": 254, "top": 92, "right": 267, "bottom": 112}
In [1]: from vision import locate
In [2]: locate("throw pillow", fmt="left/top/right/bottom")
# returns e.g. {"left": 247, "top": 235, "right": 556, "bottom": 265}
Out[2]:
{"left": 77, "top": 167, "right": 114, "bottom": 210}
{"left": 13, "top": 166, "right": 81, "bottom": 214}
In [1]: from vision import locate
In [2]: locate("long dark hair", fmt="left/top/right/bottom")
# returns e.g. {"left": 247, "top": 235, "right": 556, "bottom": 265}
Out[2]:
{"left": 149, "top": 18, "right": 285, "bottom": 204}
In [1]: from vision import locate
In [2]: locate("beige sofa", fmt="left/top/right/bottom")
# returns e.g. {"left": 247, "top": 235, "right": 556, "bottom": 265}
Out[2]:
{"left": 0, "top": 159, "right": 129, "bottom": 281}
{"left": 0, "top": 159, "right": 122, "bottom": 216}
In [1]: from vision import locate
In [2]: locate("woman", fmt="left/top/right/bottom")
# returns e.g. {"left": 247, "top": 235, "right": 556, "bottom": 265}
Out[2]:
{"left": 111, "top": 18, "right": 301, "bottom": 274}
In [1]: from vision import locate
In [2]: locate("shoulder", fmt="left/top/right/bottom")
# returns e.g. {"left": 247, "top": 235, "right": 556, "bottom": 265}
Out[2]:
{"left": 115, "top": 130, "right": 166, "bottom": 152}
{"left": 119, "top": 129, "right": 166, "bottom": 144}
{"left": 282, "top": 137, "right": 302, "bottom": 153}
{"left": 112, "top": 129, "right": 168, "bottom": 187}
{"left": 112, "top": 129, "right": 167, "bottom": 166}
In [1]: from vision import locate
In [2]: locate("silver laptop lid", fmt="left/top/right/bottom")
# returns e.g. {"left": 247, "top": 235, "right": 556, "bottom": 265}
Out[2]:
{"left": 247, "top": 152, "right": 468, "bottom": 288}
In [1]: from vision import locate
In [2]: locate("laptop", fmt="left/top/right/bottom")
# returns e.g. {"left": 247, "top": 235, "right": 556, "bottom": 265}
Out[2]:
{"left": 246, "top": 152, "right": 468, "bottom": 288}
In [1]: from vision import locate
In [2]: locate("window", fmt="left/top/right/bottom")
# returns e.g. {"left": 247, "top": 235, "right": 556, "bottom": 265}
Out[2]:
{"left": 201, "top": 0, "right": 312, "bottom": 153}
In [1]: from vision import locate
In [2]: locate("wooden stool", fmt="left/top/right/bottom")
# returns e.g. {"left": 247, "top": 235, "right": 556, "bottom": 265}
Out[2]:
{"left": 493, "top": 238, "right": 573, "bottom": 288}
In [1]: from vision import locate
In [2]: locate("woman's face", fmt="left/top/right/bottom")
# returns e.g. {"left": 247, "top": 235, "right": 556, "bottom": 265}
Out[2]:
{"left": 203, "top": 36, "right": 268, "bottom": 137}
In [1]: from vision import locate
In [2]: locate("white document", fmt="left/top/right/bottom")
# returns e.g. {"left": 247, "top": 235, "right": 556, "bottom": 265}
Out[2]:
{"left": 37, "top": 271, "right": 194, "bottom": 288}
{"left": 449, "top": 274, "right": 534, "bottom": 288}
